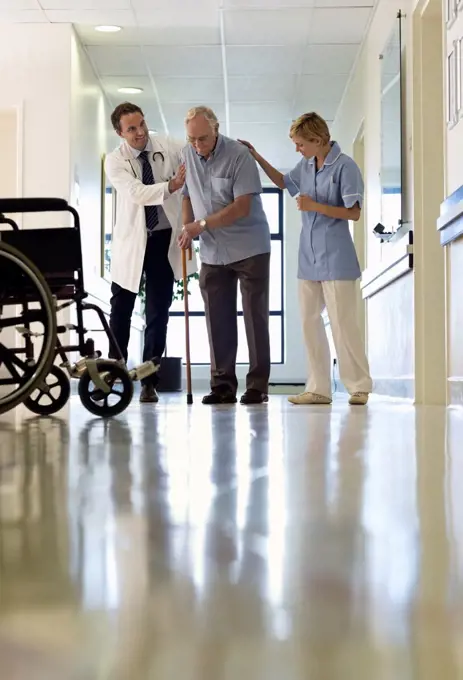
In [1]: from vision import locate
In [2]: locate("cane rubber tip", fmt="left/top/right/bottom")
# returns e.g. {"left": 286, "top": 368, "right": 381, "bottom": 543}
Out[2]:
{"left": 187, "top": 394, "right": 193, "bottom": 405}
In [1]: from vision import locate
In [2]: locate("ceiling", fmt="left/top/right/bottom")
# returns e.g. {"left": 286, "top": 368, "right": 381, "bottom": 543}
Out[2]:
{"left": 0, "top": 0, "right": 377, "bottom": 171}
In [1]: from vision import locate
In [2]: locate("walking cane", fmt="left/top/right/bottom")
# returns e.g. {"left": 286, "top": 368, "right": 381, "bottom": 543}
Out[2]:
{"left": 182, "top": 246, "right": 193, "bottom": 405}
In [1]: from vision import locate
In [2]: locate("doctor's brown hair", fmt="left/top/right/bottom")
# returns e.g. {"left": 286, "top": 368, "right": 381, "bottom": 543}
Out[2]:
{"left": 111, "top": 102, "right": 145, "bottom": 133}
{"left": 290, "top": 112, "right": 330, "bottom": 145}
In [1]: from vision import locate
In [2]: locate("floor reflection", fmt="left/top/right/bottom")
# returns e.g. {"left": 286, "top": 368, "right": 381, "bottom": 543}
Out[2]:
{"left": 0, "top": 396, "right": 462, "bottom": 678}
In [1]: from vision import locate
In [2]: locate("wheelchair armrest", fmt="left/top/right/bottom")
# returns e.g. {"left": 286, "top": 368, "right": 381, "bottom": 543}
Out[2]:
{"left": 0, "top": 197, "right": 69, "bottom": 214}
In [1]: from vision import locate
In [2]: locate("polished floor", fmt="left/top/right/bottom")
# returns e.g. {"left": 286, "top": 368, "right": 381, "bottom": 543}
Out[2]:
{"left": 1, "top": 393, "right": 463, "bottom": 679}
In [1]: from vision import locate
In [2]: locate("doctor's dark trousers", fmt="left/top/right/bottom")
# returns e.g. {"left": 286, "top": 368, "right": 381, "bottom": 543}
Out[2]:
{"left": 109, "top": 228, "right": 174, "bottom": 386}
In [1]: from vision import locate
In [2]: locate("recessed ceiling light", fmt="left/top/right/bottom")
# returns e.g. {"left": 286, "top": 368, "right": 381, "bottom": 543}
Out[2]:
{"left": 118, "top": 87, "right": 143, "bottom": 94}
{"left": 95, "top": 25, "right": 121, "bottom": 32}
{"left": 148, "top": 129, "right": 156, "bottom": 134}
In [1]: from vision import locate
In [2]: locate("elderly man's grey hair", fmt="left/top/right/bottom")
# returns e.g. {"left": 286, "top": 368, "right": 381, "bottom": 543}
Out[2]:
{"left": 185, "top": 106, "right": 219, "bottom": 132}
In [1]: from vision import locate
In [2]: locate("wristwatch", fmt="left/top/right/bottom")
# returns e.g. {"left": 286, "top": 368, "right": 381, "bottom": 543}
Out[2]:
{"left": 198, "top": 218, "right": 207, "bottom": 232}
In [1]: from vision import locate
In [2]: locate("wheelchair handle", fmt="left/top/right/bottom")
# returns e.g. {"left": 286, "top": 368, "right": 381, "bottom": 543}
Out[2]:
{"left": 0, "top": 197, "right": 69, "bottom": 214}
{"left": 0, "top": 216, "right": 19, "bottom": 231}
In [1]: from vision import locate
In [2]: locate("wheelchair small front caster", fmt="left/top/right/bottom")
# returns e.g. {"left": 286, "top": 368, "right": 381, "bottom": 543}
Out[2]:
{"left": 78, "top": 359, "right": 133, "bottom": 418}
{"left": 24, "top": 365, "right": 71, "bottom": 416}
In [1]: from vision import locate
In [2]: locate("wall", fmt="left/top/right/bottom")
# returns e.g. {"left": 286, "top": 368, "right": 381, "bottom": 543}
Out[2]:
{"left": 0, "top": 25, "right": 73, "bottom": 416}
{"left": 444, "top": 0, "right": 463, "bottom": 403}
{"left": 331, "top": 0, "right": 415, "bottom": 398}
{"left": 0, "top": 23, "right": 72, "bottom": 227}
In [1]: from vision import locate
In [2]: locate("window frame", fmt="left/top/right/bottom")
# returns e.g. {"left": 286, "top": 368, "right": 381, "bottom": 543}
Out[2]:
{"left": 168, "top": 186, "right": 285, "bottom": 365}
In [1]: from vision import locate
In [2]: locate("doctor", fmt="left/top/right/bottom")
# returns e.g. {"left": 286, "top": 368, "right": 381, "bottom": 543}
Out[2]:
{"left": 105, "top": 102, "right": 197, "bottom": 403}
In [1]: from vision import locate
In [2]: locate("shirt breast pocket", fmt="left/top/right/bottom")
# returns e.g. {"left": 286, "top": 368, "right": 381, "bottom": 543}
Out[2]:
{"left": 328, "top": 179, "right": 342, "bottom": 206}
{"left": 211, "top": 176, "right": 233, "bottom": 206}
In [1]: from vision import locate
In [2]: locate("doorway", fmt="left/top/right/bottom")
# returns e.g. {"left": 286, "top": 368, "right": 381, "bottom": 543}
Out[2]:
{"left": 412, "top": 0, "right": 447, "bottom": 405}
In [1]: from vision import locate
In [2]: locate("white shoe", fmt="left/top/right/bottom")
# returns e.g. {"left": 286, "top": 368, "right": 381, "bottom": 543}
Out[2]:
{"left": 288, "top": 392, "right": 332, "bottom": 405}
{"left": 349, "top": 392, "right": 369, "bottom": 405}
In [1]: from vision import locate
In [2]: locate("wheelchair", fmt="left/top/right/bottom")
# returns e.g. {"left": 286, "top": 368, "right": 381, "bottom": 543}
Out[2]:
{"left": 0, "top": 197, "right": 159, "bottom": 418}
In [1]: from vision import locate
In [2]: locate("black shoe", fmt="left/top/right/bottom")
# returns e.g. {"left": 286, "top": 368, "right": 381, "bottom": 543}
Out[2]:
{"left": 140, "top": 384, "right": 159, "bottom": 403}
{"left": 240, "top": 389, "right": 269, "bottom": 405}
{"left": 202, "top": 390, "right": 237, "bottom": 405}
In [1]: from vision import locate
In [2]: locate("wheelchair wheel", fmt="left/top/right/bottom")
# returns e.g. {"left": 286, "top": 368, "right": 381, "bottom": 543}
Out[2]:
{"left": 0, "top": 242, "right": 57, "bottom": 415}
{"left": 78, "top": 360, "right": 133, "bottom": 418}
{"left": 23, "top": 365, "right": 70, "bottom": 416}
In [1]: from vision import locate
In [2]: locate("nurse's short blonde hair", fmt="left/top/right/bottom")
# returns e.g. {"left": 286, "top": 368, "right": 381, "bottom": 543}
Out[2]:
{"left": 185, "top": 106, "right": 219, "bottom": 133}
{"left": 290, "top": 112, "right": 330, "bottom": 145}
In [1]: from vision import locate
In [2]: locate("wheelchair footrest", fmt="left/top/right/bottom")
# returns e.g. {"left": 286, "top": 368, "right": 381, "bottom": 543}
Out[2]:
{"left": 128, "top": 358, "right": 161, "bottom": 382}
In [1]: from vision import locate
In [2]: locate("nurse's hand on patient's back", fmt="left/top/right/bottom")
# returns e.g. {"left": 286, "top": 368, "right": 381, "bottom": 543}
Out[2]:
{"left": 169, "top": 164, "right": 186, "bottom": 193}
{"left": 297, "top": 195, "right": 316, "bottom": 212}
{"left": 238, "top": 139, "right": 257, "bottom": 158}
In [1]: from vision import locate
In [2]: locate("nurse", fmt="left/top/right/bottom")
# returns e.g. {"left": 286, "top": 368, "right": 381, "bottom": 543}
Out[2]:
{"left": 239, "top": 112, "right": 372, "bottom": 405}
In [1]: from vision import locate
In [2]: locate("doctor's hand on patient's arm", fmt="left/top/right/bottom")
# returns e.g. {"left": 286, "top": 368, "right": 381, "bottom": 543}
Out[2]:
{"left": 168, "top": 164, "right": 186, "bottom": 193}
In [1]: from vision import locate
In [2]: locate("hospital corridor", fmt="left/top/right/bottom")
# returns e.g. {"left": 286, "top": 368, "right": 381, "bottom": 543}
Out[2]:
{"left": 1, "top": 0, "right": 463, "bottom": 677}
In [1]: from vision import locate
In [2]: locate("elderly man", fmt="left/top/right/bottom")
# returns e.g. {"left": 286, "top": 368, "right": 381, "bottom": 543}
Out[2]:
{"left": 178, "top": 106, "right": 271, "bottom": 405}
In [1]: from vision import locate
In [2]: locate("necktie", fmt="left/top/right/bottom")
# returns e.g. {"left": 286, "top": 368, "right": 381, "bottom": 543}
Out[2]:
{"left": 139, "top": 150, "right": 159, "bottom": 234}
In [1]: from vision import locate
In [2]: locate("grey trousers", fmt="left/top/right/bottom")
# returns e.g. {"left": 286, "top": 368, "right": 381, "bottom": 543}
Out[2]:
{"left": 199, "top": 252, "right": 271, "bottom": 395}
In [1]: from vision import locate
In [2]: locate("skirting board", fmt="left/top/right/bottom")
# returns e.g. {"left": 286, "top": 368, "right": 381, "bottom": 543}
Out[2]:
{"left": 448, "top": 379, "right": 463, "bottom": 405}
{"left": 371, "top": 378, "right": 414, "bottom": 399}
{"left": 331, "top": 378, "right": 414, "bottom": 399}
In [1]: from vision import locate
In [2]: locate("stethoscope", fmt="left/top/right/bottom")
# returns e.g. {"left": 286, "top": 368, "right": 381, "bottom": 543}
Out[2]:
{"left": 127, "top": 151, "right": 167, "bottom": 179}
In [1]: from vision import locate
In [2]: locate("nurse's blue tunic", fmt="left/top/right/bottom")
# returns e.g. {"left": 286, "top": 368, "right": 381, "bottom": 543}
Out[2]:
{"left": 283, "top": 141, "right": 363, "bottom": 281}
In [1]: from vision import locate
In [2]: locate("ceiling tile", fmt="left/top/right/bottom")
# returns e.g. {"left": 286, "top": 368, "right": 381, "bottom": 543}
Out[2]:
{"left": 100, "top": 74, "right": 152, "bottom": 95}
{"left": 298, "top": 74, "right": 347, "bottom": 100}
{"left": 44, "top": 8, "right": 136, "bottom": 23}
{"left": 302, "top": 44, "right": 358, "bottom": 74}
{"left": 75, "top": 25, "right": 148, "bottom": 45}
{"left": 315, "top": 0, "right": 373, "bottom": 6}
{"left": 132, "top": 0, "right": 218, "bottom": 7}
{"left": 134, "top": 9, "right": 220, "bottom": 44}
{"left": 229, "top": 101, "right": 293, "bottom": 123}
{"left": 144, "top": 46, "right": 222, "bottom": 77}
{"left": 308, "top": 7, "right": 371, "bottom": 43}
{"left": 224, "top": 0, "right": 313, "bottom": 5}
{"left": 87, "top": 45, "right": 144, "bottom": 76}
{"left": 0, "top": 8, "right": 46, "bottom": 20}
{"left": 0, "top": 0, "right": 39, "bottom": 8}
{"left": 228, "top": 75, "right": 296, "bottom": 102}
{"left": 293, "top": 95, "right": 341, "bottom": 122}
{"left": 226, "top": 46, "right": 302, "bottom": 76}
{"left": 156, "top": 77, "right": 224, "bottom": 104}
{"left": 41, "top": 0, "right": 130, "bottom": 8}
{"left": 224, "top": 9, "right": 312, "bottom": 45}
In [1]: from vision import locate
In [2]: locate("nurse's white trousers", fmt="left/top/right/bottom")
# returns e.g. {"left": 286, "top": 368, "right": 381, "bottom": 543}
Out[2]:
{"left": 299, "top": 280, "right": 373, "bottom": 398}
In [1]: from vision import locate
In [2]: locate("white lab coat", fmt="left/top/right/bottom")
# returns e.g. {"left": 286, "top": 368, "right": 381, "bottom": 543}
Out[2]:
{"left": 104, "top": 134, "right": 198, "bottom": 294}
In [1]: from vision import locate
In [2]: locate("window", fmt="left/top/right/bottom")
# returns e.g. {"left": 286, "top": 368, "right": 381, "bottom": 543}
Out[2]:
{"left": 167, "top": 187, "right": 284, "bottom": 364}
